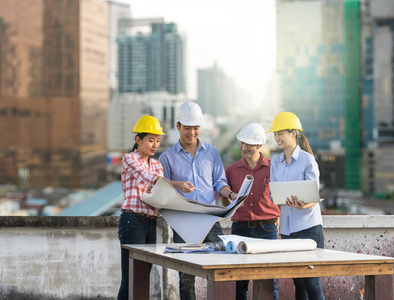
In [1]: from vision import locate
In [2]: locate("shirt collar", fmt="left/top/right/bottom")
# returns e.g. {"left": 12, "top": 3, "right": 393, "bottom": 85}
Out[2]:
{"left": 238, "top": 153, "right": 269, "bottom": 170}
{"left": 175, "top": 139, "right": 206, "bottom": 153}
{"left": 292, "top": 145, "right": 301, "bottom": 160}
{"left": 279, "top": 145, "right": 301, "bottom": 163}
{"left": 133, "top": 149, "right": 150, "bottom": 163}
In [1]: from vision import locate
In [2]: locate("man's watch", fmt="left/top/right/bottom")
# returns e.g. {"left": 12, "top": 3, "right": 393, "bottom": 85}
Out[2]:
{"left": 228, "top": 192, "right": 234, "bottom": 199}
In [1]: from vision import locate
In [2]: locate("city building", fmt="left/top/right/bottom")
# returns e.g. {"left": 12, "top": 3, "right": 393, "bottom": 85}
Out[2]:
{"left": 117, "top": 19, "right": 186, "bottom": 95}
{"left": 197, "top": 62, "right": 249, "bottom": 117}
{"left": 364, "top": 0, "right": 394, "bottom": 197}
{"left": 107, "top": 91, "right": 188, "bottom": 152}
{"left": 0, "top": 0, "right": 109, "bottom": 188}
{"left": 277, "top": 0, "right": 345, "bottom": 151}
{"left": 107, "top": 0, "right": 131, "bottom": 95}
{"left": 277, "top": 0, "right": 394, "bottom": 196}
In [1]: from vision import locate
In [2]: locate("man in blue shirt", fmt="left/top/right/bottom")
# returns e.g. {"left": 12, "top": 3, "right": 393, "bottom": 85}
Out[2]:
{"left": 159, "top": 101, "right": 236, "bottom": 300}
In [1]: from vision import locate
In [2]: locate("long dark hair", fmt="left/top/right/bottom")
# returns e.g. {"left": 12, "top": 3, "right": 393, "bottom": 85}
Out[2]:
{"left": 132, "top": 133, "right": 149, "bottom": 152}
{"left": 289, "top": 130, "right": 313, "bottom": 155}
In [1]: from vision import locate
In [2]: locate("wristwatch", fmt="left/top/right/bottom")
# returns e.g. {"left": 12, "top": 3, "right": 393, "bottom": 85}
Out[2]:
{"left": 228, "top": 192, "right": 234, "bottom": 199}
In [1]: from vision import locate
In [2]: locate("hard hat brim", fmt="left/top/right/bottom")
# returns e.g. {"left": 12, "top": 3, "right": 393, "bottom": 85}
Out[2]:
{"left": 132, "top": 130, "right": 166, "bottom": 135}
{"left": 237, "top": 136, "right": 264, "bottom": 145}
{"left": 178, "top": 121, "right": 202, "bottom": 126}
{"left": 265, "top": 127, "right": 303, "bottom": 133}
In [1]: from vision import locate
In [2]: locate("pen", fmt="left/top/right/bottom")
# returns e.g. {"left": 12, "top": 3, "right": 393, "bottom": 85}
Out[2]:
{"left": 187, "top": 185, "right": 203, "bottom": 193}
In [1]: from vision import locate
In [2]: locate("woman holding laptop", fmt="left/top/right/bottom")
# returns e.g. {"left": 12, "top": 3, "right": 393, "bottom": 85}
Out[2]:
{"left": 267, "top": 112, "right": 325, "bottom": 300}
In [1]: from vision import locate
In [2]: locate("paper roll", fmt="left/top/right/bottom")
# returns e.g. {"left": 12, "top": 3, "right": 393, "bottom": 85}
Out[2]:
{"left": 226, "top": 241, "right": 236, "bottom": 253}
{"left": 238, "top": 238, "right": 317, "bottom": 254}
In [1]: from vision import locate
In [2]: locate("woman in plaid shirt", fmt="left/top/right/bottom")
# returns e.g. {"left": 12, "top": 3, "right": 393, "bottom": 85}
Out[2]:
{"left": 118, "top": 115, "right": 193, "bottom": 300}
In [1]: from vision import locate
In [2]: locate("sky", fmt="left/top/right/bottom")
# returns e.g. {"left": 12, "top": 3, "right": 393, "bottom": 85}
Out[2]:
{"left": 127, "top": 0, "right": 277, "bottom": 103}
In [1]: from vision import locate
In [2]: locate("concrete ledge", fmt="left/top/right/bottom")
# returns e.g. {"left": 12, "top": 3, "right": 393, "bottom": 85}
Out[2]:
{"left": 0, "top": 215, "right": 393, "bottom": 299}
{"left": 0, "top": 216, "right": 169, "bottom": 230}
{"left": 1, "top": 215, "right": 393, "bottom": 229}
{"left": 322, "top": 215, "right": 394, "bottom": 229}
{"left": 0, "top": 216, "right": 119, "bottom": 228}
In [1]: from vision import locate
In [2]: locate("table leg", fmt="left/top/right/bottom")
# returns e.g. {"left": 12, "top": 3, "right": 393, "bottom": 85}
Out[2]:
{"left": 365, "top": 274, "right": 394, "bottom": 300}
{"left": 207, "top": 280, "right": 236, "bottom": 300}
{"left": 253, "top": 279, "right": 274, "bottom": 300}
{"left": 129, "top": 257, "right": 151, "bottom": 300}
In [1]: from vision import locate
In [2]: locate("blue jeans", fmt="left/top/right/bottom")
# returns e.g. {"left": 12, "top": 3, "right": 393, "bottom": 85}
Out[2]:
{"left": 281, "top": 225, "right": 325, "bottom": 300}
{"left": 173, "top": 222, "right": 223, "bottom": 300}
{"left": 231, "top": 221, "right": 278, "bottom": 300}
{"left": 117, "top": 211, "right": 157, "bottom": 300}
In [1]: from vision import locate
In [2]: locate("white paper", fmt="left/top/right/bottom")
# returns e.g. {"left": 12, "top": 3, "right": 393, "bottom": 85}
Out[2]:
{"left": 141, "top": 176, "right": 253, "bottom": 245}
{"left": 226, "top": 174, "right": 254, "bottom": 209}
{"left": 219, "top": 234, "right": 317, "bottom": 254}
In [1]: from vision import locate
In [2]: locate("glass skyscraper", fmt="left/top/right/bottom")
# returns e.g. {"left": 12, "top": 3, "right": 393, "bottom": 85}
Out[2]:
{"left": 277, "top": 0, "right": 394, "bottom": 195}
{"left": 117, "top": 20, "right": 186, "bottom": 95}
{"left": 277, "top": 0, "right": 345, "bottom": 151}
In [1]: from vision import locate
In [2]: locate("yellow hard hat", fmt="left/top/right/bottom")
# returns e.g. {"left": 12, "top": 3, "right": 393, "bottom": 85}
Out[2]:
{"left": 132, "top": 115, "right": 166, "bottom": 135}
{"left": 266, "top": 112, "right": 303, "bottom": 133}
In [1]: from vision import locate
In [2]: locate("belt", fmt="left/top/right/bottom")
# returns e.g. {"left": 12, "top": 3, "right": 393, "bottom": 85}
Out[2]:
{"left": 235, "top": 218, "right": 277, "bottom": 228}
{"left": 121, "top": 209, "right": 157, "bottom": 220}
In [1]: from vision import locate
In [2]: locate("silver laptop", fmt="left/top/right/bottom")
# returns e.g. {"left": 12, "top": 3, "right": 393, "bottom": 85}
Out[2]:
{"left": 269, "top": 180, "right": 322, "bottom": 205}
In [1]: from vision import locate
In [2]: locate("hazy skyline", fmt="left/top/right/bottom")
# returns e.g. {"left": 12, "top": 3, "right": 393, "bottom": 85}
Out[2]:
{"left": 127, "top": 0, "right": 277, "bottom": 104}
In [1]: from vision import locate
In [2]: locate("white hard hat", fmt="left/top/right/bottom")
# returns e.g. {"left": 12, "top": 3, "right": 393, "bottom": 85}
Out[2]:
{"left": 176, "top": 101, "right": 204, "bottom": 126}
{"left": 237, "top": 123, "right": 267, "bottom": 145}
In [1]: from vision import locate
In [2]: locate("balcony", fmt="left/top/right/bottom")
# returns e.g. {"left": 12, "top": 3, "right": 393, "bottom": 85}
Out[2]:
{"left": 1, "top": 215, "right": 393, "bottom": 299}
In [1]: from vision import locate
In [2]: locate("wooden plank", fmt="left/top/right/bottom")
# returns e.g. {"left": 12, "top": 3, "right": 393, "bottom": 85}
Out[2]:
{"left": 253, "top": 279, "right": 273, "bottom": 300}
{"left": 376, "top": 274, "right": 394, "bottom": 299}
{"left": 127, "top": 250, "right": 215, "bottom": 279}
{"left": 213, "top": 263, "right": 394, "bottom": 281}
{"left": 365, "top": 275, "right": 376, "bottom": 300}
{"left": 207, "top": 280, "right": 235, "bottom": 300}
{"left": 124, "top": 245, "right": 394, "bottom": 271}
{"left": 129, "top": 258, "right": 150, "bottom": 300}
{"left": 365, "top": 274, "right": 394, "bottom": 300}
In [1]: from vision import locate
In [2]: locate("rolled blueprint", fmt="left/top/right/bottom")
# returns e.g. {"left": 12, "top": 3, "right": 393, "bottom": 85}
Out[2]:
{"left": 238, "top": 174, "right": 254, "bottom": 198}
{"left": 238, "top": 238, "right": 317, "bottom": 254}
{"left": 226, "top": 241, "right": 242, "bottom": 254}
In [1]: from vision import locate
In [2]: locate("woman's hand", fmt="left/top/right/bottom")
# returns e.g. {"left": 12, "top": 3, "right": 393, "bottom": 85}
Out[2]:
{"left": 286, "top": 196, "right": 315, "bottom": 209}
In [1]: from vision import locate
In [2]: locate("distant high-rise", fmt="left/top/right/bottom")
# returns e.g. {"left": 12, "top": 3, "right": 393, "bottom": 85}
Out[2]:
{"left": 107, "top": 92, "right": 187, "bottom": 151}
{"left": 277, "top": 0, "right": 394, "bottom": 195}
{"left": 362, "top": 0, "right": 394, "bottom": 196}
{"left": 107, "top": 1, "right": 131, "bottom": 94}
{"left": 277, "top": 0, "right": 344, "bottom": 151}
{"left": 0, "top": 0, "right": 109, "bottom": 188}
{"left": 197, "top": 62, "right": 235, "bottom": 117}
{"left": 117, "top": 19, "right": 186, "bottom": 95}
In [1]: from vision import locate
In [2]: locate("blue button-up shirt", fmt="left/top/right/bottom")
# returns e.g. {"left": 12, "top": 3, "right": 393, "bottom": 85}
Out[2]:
{"left": 270, "top": 145, "right": 323, "bottom": 235}
{"left": 159, "top": 140, "right": 229, "bottom": 204}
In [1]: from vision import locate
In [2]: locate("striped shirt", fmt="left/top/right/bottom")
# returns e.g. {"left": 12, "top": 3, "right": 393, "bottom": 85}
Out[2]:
{"left": 121, "top": 150, "right": 163, "bottom": 216}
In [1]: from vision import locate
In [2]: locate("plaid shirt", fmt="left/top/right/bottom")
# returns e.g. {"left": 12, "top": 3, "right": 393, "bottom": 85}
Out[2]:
{"left": 121, "top": 150, "right": 163, "bottom": 216}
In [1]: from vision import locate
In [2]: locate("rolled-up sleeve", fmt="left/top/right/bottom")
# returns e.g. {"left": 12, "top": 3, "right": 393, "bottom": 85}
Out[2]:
{"left": 212, "top": 148, "right": 229, "bottom": 195}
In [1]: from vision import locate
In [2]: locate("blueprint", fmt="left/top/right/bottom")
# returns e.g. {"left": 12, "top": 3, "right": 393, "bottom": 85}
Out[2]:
{"left": 141, "top": 175, "right": 253, "bottom": 244}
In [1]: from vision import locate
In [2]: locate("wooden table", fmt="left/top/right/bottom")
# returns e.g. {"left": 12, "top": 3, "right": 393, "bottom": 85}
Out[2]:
{"left": 122, "top": 244, "right": 394, "bottom": 300}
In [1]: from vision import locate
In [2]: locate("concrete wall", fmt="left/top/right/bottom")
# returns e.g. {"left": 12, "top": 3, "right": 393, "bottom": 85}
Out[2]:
{"left": 0, "top": 215, "right": 393, "bottom": 300}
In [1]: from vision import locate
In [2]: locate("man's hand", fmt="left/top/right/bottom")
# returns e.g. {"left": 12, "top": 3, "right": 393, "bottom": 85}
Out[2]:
{"left": 174, "top": 181, "right": 194, "bottom": 193}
